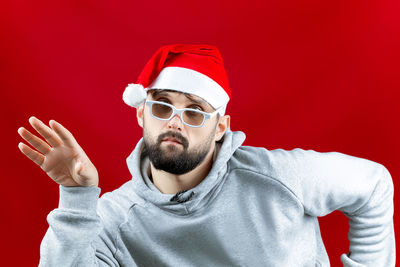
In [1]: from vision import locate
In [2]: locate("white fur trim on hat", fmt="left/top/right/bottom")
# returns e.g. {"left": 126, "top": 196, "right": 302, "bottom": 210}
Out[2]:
{"left": 123, "top": 84, "right": 147, "bottom": 108}
{"left": 148, "top": 66, "right": 229, "bottom": 115}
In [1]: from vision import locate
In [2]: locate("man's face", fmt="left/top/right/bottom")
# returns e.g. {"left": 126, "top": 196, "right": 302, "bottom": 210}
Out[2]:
{"left": 141, "top": 90, "right": 220, "bottom": 175}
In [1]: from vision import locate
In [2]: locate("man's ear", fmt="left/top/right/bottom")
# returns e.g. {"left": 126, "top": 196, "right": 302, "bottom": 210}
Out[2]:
{"left": 215, "top": 115, "right": 230, "bottom": 142}
{"left": 136, "top": 103, "right": 144, "bottom": 128}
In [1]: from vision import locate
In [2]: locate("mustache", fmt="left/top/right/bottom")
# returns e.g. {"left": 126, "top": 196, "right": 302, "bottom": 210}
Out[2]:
{"left": 157, "top": 131, "right": 189, "bottom": 149}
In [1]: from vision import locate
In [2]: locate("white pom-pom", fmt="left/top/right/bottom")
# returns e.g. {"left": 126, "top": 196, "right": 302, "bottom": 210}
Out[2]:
{"left": 123, "top": 84, "right": 147, "bottom": 108}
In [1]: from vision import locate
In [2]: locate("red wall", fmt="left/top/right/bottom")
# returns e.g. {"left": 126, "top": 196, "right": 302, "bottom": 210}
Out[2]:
{"left": 2, "top": 0, "right": 399, "bottom": 265}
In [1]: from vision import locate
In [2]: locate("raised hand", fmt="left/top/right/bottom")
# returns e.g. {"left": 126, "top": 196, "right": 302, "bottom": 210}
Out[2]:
{"left": 17, "top": 117, "right": 99, "bottom": 187}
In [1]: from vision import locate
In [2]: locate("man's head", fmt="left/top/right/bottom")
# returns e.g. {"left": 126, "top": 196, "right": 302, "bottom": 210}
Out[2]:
{"left": 123, "top": 44, "right": 231, "bottom": 174}
{"left": 123, "top": 44, "right": 231, "bottom": 115}
{"left": 136, "top": 89, "right": 230, "bottom": 175}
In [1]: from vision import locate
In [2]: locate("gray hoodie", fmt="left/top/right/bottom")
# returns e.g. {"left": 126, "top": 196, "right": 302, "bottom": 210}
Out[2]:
{"left": 39, "top": 129, "right": 395, "bottom": 266}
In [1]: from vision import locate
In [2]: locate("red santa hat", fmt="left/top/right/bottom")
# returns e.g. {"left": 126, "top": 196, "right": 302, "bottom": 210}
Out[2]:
{"left": 123, "top": 44, "right": 231, "bottom": 115}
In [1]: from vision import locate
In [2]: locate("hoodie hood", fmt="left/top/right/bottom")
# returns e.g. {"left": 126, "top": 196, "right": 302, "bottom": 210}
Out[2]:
{"left": 126, "top": 129, "right": 246, "bottom": 215}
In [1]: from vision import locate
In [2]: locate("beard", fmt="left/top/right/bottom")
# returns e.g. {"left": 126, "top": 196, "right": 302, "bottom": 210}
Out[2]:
{"left": 142, "top": 127, "right": 215, "bottom": 175}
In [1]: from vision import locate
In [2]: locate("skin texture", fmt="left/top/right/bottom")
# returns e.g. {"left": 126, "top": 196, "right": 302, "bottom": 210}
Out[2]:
{"left": 137, "top": 90, "right": 230, "bottom": 194}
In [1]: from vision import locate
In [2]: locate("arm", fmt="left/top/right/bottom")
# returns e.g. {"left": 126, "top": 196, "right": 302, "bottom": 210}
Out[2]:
{"left": 270, "top": 148, "right": 395, "bottom": 266}
{"left": 39, "top": 186, "right": 119, "bottom": 266}
{"left": 338, "top": 164, "right": 395, "bottom": 266}
{"left": 18, "top": 117, "right": 119, "bottom": 266}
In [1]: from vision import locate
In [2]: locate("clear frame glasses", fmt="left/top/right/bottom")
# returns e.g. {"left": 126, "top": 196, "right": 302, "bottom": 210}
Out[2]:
{"left": 145, "top": 100, "right": 220, "bottom": 128}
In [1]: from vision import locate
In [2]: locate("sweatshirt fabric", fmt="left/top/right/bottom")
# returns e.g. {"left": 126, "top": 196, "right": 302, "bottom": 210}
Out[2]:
{"left": 39, "top": 129, "right": 395, "bottom": 266}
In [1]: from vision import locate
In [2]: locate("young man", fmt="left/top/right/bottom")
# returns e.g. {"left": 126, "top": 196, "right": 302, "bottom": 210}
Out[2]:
{"left": 18, "top": 44, "right": 395, "bottom": 266}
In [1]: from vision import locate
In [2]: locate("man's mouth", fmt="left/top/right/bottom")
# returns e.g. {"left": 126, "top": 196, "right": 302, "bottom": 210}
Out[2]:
{"left": 157, "top": 131, "right": 189, "bottom": 149}
{"left": 162, "top": 137, "right": 182, "bottom": 145}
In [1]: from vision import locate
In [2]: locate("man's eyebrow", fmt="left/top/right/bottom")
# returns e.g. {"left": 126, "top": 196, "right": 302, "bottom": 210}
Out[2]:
{"left": 183, "top": 93, "right": 208, "bottom": 107}
{"left": 151, "top": 89, "right": 213, "bottom": 110}
{"left": 150, "top": 89, "right": 174, "bottom": 98}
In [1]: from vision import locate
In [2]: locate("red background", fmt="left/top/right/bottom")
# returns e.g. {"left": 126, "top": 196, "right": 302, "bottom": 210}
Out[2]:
{"left": 1, "top": 0, "right": 399, "bottom": 265}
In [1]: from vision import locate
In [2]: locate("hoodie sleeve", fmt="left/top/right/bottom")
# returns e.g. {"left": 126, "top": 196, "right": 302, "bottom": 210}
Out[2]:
{"left": 39, "top": 185, "right": 120, "bottom": 266}
{"left": 270, "top": 148, "right": 395, "bottom": 266}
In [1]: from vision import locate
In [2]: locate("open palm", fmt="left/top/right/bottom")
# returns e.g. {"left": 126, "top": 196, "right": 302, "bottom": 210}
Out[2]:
{"left": 18, "top": 117, "right": 99, "bottom": 187}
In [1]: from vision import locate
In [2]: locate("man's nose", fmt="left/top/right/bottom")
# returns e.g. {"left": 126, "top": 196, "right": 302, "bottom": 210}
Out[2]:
{"left": 167, "top": 114, "right": 183, "bottom": 130}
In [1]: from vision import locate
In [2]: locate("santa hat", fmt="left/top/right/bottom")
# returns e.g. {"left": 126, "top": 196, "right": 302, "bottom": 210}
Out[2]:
{"left": 122, "top": 44, "right": 231, "bottom": 115}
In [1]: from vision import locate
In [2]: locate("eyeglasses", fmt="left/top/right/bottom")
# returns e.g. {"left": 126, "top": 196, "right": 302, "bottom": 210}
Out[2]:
{"left": 145, "top": 100, "right": 220, "bottom": 128}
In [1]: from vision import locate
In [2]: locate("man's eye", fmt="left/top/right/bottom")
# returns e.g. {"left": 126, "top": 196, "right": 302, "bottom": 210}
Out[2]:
{"left": 157, "top": 98, "right": 170, "bottom": 104}
{"left": 189, "top": 105, "right": 203, "bottom": 111}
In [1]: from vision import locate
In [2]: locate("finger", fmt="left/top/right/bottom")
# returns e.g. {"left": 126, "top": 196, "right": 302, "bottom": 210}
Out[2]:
{"left": 17, "top": 127, "right": 52, "bottom": 154}
{"left": 29, "top": 116, "right": 62, "bottom": 147}
{"left": 49, "top": 120, "right": 78, "bottom": 147}
{"left": 18, "top": 142, "right": 45, "bottom": 167}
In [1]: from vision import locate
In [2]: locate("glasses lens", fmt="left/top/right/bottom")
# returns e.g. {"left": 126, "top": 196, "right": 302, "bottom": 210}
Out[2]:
{"left": 183, "top": 110, "right": 204, "bottom": 126}
{"left": 152, "top": 103, "right": 173, "bottom": 119}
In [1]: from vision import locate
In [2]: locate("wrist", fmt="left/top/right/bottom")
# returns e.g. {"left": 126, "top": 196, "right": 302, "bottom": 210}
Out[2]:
{"left": 59, "top": 185, "right": 101, "bottom": 212}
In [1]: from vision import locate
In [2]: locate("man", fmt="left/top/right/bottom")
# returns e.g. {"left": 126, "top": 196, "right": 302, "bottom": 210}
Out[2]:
{"left": 18, "top": 44, "right": 395, "bottom": 266}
